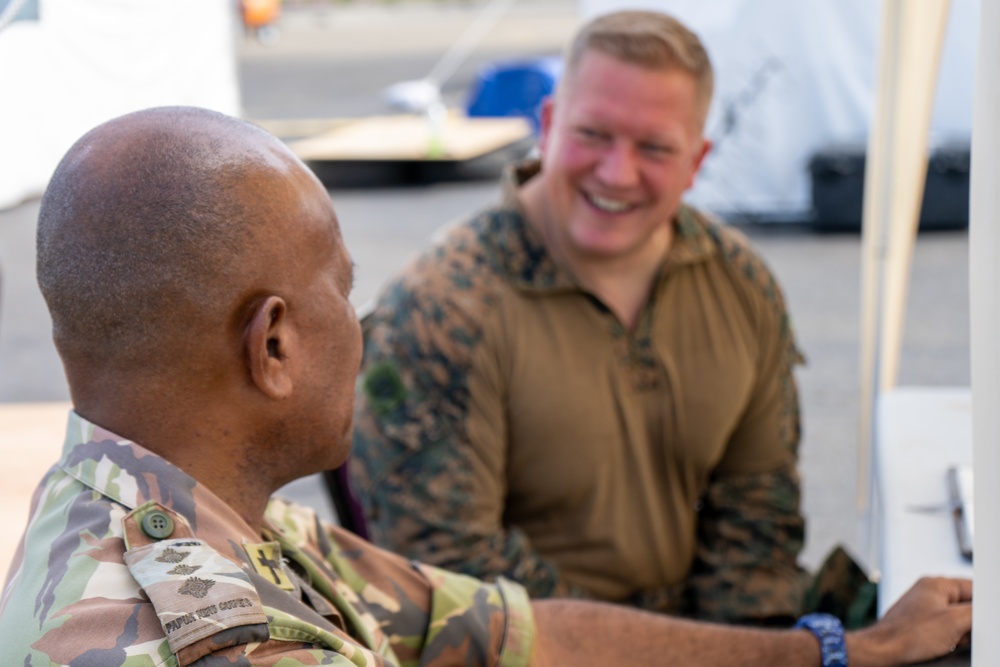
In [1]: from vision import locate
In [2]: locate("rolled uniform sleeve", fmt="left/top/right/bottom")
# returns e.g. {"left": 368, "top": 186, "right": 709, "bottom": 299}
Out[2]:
{"left": 413, "top": 564, "right": 535, "bottom": 667}
{"left": 295, "top": 506, "right": 536, "bottom": 667}
{"left": 688, "top": 231, "right": 810, "bottom": 625}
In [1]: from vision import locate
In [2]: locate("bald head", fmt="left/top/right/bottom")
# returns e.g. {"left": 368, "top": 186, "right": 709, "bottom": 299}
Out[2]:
{"left": 37, "top": 106, "right": 326, "bottom": 377}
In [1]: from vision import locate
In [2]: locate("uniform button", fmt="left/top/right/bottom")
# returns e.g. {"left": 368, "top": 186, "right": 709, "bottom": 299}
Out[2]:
{"left": 141, "top": 510, "right": 175, "bottom": 539}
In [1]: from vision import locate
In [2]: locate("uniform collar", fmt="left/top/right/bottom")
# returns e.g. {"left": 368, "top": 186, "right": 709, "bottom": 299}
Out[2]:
{"left": 495, "top": 159, "right": 718, "bottom": 293}
{"left": 57, "top": 410, "right": 256, "bottom": 541}
{"left": 489, "top": 160, "right": 576, "bottom": 293}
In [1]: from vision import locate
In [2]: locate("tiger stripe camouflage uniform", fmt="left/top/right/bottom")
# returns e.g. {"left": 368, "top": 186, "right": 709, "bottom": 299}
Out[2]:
{"left": 351, "top": 160, "right": 811, "bottom": 624}
{"left": 0, "top": 412, "right": 534, "bottom": 666}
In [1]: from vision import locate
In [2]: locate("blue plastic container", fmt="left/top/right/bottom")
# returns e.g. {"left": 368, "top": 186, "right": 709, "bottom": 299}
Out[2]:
{"left": 465, "top": 57, "right": 563, "bottom": 135}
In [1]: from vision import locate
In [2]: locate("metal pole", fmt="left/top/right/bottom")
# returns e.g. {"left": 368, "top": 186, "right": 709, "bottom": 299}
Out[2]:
{"left": 970, "top": 0, "right": 1000, "bottom": 660}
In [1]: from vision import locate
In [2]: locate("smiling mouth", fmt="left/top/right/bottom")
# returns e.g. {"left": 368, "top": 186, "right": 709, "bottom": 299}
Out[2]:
{"left": 586, "top": 192, "right": 634, "bottom": 213}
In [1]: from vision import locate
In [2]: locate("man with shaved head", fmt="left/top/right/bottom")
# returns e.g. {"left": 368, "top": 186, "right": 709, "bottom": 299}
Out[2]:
{"left": 0, "top": 106, "right": 971, "bottom": 666}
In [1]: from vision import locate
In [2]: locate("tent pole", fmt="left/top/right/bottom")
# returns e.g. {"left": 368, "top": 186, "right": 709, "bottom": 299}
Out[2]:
{"left": 970, "top": 0, "right": 1000, "bottom": 659}
{"left": 857, "top": 0, "right": 951, "bottom": 569}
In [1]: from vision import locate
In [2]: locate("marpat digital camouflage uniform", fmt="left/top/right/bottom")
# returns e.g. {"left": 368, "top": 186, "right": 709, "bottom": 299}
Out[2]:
{"left": 352, "top": 160, "right": 811, "bottom": 624}
{"left": 0, "top": 412, "right": 534, "bottom": 666}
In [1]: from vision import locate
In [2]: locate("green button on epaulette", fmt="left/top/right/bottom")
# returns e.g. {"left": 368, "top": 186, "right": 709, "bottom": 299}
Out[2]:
{"left": 141, "top": 510, "right": 175, "bottom": 539}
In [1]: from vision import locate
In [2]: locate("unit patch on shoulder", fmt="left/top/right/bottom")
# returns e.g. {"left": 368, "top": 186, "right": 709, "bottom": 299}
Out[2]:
{"left": 244, "top": 541, "right": 296, "bottom": 592}
{"left": 124, "top": 537, "right": 269, "bottom": 663}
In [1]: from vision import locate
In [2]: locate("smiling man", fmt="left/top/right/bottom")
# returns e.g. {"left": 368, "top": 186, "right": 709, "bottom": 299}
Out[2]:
{"left": 352, "top": 10, "right": 816, "bottom": 624}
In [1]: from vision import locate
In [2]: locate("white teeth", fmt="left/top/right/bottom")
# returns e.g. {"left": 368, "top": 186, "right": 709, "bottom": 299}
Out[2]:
{"left": 588, "top": 193, "right": 632, "bottom": 213}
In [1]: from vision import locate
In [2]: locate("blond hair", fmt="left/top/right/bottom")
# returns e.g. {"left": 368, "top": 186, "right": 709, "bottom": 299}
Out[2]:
{"left": 563, "top": 10, "right": 714, "bottom": 120}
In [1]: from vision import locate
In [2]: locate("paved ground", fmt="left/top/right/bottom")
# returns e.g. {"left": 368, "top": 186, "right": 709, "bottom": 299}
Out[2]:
{"left": 0, "top": 0, "right": 971, "bottom": 572}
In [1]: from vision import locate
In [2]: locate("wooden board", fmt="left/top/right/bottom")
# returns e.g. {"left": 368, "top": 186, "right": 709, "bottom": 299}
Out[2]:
{"left": 287, "top": 112, "right": 532, "bottom": 163}
{"left": 252, "top": 117, "right": 353, "bottom": 140}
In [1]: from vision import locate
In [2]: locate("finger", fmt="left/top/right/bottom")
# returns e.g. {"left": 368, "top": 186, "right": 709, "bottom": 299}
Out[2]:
{"left": 905, "top": 606, "right": 973, "bottom": 664}
{"left": 921, "top": 576, "right": 973, "bottom": 604}
{"left": 946, "top": 578, "right": 973, "bottom": 604}
{"left": 943, "top": 603, "right": 973, "bottom": 641}
{"left": 953, "top": 579, "right": 972, "bottom": 602}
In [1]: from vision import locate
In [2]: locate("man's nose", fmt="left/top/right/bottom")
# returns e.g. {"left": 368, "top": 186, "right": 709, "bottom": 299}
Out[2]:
{"left": 595, "top": 142, "right": 640, "bottom": 187}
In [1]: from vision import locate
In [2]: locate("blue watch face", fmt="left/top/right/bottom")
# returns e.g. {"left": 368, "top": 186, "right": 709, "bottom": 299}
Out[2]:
{"left": 795, "top": 613, "right": 847, "bottom": 667}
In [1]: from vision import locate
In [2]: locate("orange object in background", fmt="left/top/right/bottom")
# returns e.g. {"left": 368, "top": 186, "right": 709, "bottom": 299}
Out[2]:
{"left": 243, "top": 0, "right": 280, "bottom": 29}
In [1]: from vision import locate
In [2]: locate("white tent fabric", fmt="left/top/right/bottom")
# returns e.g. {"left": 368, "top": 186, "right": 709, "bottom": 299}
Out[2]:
{"left": 580, "top": 0, "right": 977, "bottom": 221}
{"left": 0, "top": 0, "right": 241, "bottom": 210}
{"left": 970, "top": 0, "right": 1000, "bottom": 658}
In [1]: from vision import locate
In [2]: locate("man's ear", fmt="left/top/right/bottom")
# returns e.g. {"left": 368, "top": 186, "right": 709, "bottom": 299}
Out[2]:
{"left": 686, "top": 138, "right": 713, "bottom": 190}
{"left": 245, "top": 295, "right": 294, "bottom": 399}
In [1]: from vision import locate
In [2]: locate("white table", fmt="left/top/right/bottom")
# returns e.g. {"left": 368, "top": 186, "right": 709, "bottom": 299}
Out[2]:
{"left": 876, "top": 387, "right": 973, "bottom": 665}
{"left": 876, "top": 386, "right": 974, "bottom": 611}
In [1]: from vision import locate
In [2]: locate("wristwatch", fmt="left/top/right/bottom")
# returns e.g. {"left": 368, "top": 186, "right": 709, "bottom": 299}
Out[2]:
{"left": 794, "top": 613, "right": 848, "bottom": 667}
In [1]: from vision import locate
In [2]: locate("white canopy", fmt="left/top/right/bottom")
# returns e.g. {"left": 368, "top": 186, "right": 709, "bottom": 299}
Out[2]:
{"left": 0, "top": 0, "right": 241, "bottom": 210}
{"left": 580, "top": 0, "right": 976, "bottom": 222}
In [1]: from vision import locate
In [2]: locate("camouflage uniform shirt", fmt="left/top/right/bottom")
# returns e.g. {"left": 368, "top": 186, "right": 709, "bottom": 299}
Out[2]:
{"left": 0, "top": 412, "right": 534, "bottom": 666}
{"left": 352, "top": 160, "right": 810, "bottom": 624}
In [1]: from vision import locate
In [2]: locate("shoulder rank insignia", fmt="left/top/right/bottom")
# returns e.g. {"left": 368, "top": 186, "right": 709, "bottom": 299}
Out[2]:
{"left": 124, "top": 536, "right": 270, "bottom": 665}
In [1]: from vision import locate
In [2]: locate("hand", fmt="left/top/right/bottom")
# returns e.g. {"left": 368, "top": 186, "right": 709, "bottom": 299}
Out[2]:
{"left": 848, "top": 577, "right": 971, "bottom": 666}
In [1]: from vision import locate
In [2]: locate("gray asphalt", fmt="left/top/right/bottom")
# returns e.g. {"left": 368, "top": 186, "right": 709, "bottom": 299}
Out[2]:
{"left": 0, "top": 0, "right": 970, "bottom": 572}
